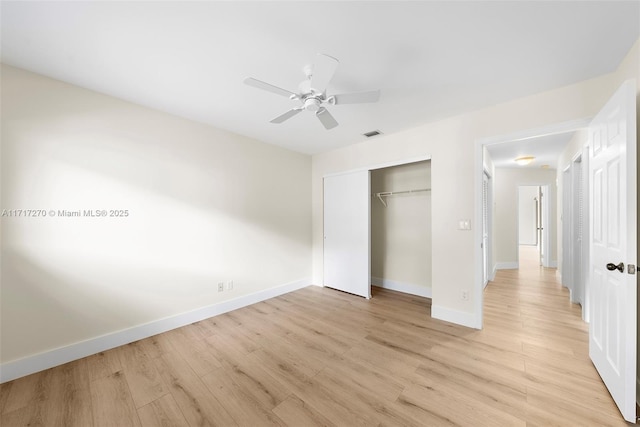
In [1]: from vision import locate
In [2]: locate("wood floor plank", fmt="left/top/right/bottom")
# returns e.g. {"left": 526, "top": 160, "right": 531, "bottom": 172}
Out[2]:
{"left": 163, "top": 326, "right": 222, "bottom": 377}
{"left": 137, "top": 333, "right": 177, "bottom": 359}
{"left": 399, "top": 380, "right": 527, "bottom": 426}
{"left": 85, "top": 348, "right": 123, "bottom": 382}
{"left": 137, "top": 393, "right": 188, "bottom": 427}
{"left": 272, "top": 394, "right": 336, "bottom": 427}
{"left": 1, "top": 369, "right": 48, "bottom": 415}
{"left": 0, "top": 381, "right": 12, "bottom": 413}
{"left": 211, "top": 354, "right": 293, "bottom": 410}
{"left": 90, "top": 371, "right": 141, "bottom": 427}
{"left": 40, "top": 359, "right": 93, "bottom": 427}
{"left": 201, "top": 367, "right": 287, "bottom": 426}
{"left": 1, "top": 402, "right": 47, "bottom": 427}
{"left": 153, "top": 351, "right": 237, "bottom": 427}
{"left": 118, "top": 341, "right": 169, "bottom": 408}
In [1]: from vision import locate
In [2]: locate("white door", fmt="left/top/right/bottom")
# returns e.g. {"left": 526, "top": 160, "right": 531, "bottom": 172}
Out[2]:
{"left": 589, "top": 79, "right": 637, "bottom": 423}
{"left": 323, "top": 170, "right": 371, "bottom": 298}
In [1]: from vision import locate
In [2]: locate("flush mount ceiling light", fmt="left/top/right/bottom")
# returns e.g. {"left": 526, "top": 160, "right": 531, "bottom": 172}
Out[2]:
{"left": 514, "top": 156, "right": 535, "bottom": 166}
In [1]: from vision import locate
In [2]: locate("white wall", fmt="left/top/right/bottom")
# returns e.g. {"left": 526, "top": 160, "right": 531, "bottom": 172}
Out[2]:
{"left": 493, "top": 169, "right": 557, "bottom": 267}
{"left": 518, "top": 186, "right": 539, "bottom": 246}
{"left": 371, "top": 161, "right": 431, "bottom": 293}
{"left": 312, "top": 37, "right": 639, "bottom": 328}
{"left": 0, "top": 65, "right": 312, "bottom": 365}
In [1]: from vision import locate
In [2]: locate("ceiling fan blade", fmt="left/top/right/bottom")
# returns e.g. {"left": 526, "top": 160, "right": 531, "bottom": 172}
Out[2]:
{"left": 270, "top": 107, "right": 303, "bottom": 124}
{"left": 332, "top": 90, "right": 380, "bottom": 105}
{"left": 316, "top": 107, "right": 338, "bottom": 130}
{"left": 311, "top": 53, "right": 339, "bottom": 93}
{"left": 244, "top": 77, "right": 296, "bottom": 98}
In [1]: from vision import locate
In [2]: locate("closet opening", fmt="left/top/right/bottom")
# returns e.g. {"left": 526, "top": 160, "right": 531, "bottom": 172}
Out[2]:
{"left": 370, "top": 160, "right": 432, "bottom": 298}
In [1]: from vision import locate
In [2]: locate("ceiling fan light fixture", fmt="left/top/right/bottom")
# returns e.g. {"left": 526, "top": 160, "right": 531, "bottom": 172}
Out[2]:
{"left": 304, "top": 98, "right": 321, "bottom": 112}
{"left": 515, "top": 156, "right": 535, "bottom": 166}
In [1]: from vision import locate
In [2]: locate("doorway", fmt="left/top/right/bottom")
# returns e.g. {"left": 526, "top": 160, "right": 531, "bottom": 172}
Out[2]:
{"left": 518, "top": 185, "right": 544, "bottom": 266}
{"left": 323, "top": 156, "right": 431, "bottom": 301}
{"left": 370, "top": 161, "right": 432, "bottom": 298}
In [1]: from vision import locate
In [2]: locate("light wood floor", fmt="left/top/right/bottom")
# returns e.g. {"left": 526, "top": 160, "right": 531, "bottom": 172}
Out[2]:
{"left": 0, "top": 246, "right": 629, "bottom": 426}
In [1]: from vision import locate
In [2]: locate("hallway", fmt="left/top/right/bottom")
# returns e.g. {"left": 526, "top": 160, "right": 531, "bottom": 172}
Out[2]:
{"left": 482, "top": 244, "right": 626, "bottom": 425}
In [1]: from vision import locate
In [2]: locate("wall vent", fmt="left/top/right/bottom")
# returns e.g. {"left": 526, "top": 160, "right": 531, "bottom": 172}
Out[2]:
{"left": 362, "top": 130, "right": 383, "bottom": 138}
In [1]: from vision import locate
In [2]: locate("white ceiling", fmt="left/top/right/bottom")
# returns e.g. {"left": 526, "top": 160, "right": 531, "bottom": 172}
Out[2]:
{"left": 1, "top": 1, "right": 638, "bottom": 155}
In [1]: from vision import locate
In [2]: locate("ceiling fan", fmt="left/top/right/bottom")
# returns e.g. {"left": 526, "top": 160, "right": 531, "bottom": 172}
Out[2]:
{"left": 244, "top": 53, "right": 380, "bottom": 130}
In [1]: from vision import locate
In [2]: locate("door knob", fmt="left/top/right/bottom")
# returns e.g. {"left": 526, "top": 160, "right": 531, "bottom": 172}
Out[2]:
{"left": 606, "top": 262, "right": 625, "bottom": 273}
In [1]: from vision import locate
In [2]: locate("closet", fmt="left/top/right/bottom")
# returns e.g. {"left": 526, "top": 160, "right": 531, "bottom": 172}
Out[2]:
{"left": 370, "top": 160, "right": 432, "bottom": 297}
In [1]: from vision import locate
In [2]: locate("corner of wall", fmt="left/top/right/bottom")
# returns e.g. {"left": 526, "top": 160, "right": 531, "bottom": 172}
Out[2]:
{"left": 431, "top": 304, "right": 481, "bottom": 329}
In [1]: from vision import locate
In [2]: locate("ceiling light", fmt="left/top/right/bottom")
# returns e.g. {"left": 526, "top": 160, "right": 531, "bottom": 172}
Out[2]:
{"left": 514, "top": 156, "right": 535, "bottom": 166}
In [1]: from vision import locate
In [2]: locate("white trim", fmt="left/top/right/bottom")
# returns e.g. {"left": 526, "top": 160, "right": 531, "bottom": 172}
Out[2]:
{"left": 371, "top": 277, "right": 432, "bottom": 298}
{"left": 432, "top": 304, "right": 480, "bottom": 329}
{"left": 547, "top": 260, "right": 558, "bottom": 268}
{"left": 0, "top": 278, "right": 313, "bottom": 383}
{"left": 322, "top": 155, "right": 431, "bottom": 178}
{"left": 495, "top": 262, "right": 519, "bottom": 270}
{"left": 476, "top": 118, "right": 591, "bottom": 146}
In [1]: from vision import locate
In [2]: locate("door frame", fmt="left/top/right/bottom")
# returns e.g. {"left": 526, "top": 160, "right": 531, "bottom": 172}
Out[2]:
{"left": 482, "top": 169, "right": 493, "bottom": 287}
{"left": 516, "top": 184, "right": 550, "bottom": 267}
{"left": 562, "top": 166, "right": 574, "bottom": 295}
{"left": 474, "top": 118, "right": 591, "bottom": 328}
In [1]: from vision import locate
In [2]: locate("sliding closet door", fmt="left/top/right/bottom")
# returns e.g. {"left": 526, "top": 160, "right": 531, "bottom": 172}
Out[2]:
{"left": 323, "top": 170, "right": 371, "bottom": 298}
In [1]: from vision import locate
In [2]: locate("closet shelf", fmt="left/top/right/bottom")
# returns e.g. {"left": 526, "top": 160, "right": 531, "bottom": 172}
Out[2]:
{"left": 374, "top": 188, "right": 430, "bottom": 207}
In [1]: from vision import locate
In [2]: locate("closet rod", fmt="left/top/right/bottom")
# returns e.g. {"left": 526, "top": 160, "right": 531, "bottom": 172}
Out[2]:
{"left": 374, "top": 188, "right": 430, "bottom": 207}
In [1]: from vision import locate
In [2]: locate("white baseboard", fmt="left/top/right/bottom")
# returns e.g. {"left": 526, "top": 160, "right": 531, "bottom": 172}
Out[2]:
{"left": 0, "top": 277, "right": 312, "bottom": 384}
{"left": 495, "top": 262, "right": 518, "bottom": 270}
{"left": 371, "top": 277, "right": 432, "bottom": 298}
{"left": 432, "top": 304, "right": 481, "bottom": 329}
{"left": 546, "top": 260, "right": 558, "bottom": 268}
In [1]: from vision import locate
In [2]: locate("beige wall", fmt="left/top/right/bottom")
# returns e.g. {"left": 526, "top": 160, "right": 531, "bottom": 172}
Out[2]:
{"left": 0, "top": 65, "right": 312, "bottom": 364}
{"left": 371, "top": 161, "right": 431, "bottom": 290}
{"left": 519, "top": 186, "right": 539, "bottom": 246}
{"left": 312, "top": 37, "right": 639, "bottom": 327}
{"left": 493, "top": 168, "right": 557, "bottom": 266}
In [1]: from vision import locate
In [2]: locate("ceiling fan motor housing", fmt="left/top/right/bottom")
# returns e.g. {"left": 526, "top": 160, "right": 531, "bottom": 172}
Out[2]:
{"left": 304, "top": 97, "right": 321, "bottom": 112}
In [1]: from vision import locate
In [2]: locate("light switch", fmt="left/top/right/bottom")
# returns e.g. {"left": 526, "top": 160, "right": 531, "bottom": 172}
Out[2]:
{"left": 458, "top": 219, "right": 471, "bottom": 230}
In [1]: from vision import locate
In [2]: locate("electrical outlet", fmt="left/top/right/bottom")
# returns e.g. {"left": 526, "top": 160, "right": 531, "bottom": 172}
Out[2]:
{"left": 227, "top": 280, "right": 234, "bottom": 290}
{"left": 461, "top": 290, "right": 469, "bottom": 301}
{"left": 218, "top": 282, "right": 224, "bottom": 292}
